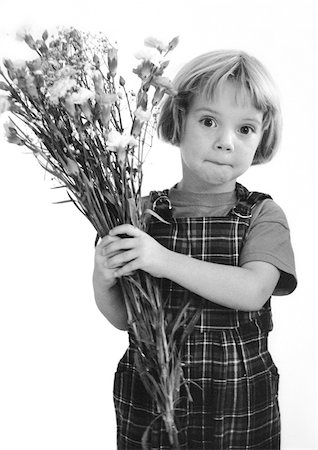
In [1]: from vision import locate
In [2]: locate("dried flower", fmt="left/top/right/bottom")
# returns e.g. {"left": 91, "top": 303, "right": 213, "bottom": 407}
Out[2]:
{"left": 144, "top": 36, "right": 169, "bottom": 53}
{"left": 0, "top": 28, "right": 185, "bottom": 448}
{"left": 134, "top": 106, "right": 152, "bottom": 123}
{"left": 107, "top": 129, "right": 137, "bottom": 151}
{"left": 133, "top": 60, "right": 153, "bottom": 81}
{"left": 95, "top": 92, "right": 117, "bottom": 106}
{"left": 152, "top": 76, "right": 177, "bottom": 96}
{"left": 3, "top": 120, "right": 24, "bottom": 145}
{"left": 68, "top": 87, "right": 95, "bottom": 105}
{"left": 16, "top": 27, "right": 29, "bottom": 42}
{"left": 134, "top": 47, "right": 161, "bottom": 66}
{"left": 10, "top": 59, "right": 27, "bottom": 71}
{"left": 48, "top": 77, "right": 77, "bottom": 104}
{"left": 107, "top": 130, "right": 137, "bottom": 165}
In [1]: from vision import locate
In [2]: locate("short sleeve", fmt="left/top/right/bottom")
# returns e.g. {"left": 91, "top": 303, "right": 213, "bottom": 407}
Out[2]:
{"left": 239, "top": 199, "right": 297, "bottom": 296}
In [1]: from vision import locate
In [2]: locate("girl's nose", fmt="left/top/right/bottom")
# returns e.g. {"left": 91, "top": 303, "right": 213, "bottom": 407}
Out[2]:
{"left": 214, "top": 130, "right": 234, "bottom": 152}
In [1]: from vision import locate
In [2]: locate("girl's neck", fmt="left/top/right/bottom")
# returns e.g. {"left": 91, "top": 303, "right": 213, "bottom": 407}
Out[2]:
{"left": 177, "top": 178, "right": 236, "bottom": 194}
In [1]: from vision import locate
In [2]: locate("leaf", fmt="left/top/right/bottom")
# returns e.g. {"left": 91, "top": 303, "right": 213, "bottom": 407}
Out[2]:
{"left": 128, "top": 197, "right": 139, "bottom": 227}
{"left": 141, "top": 414, "right": 163, "bottom": 450}
{"left": 52, "top": 199, "right": 74, "bottom": 204}
{"left": 144, "top": 208, "right": 171, "bottom": 225}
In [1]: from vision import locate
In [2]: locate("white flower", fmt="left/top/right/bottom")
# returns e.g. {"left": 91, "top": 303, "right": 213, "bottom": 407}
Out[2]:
{"left": 107, "top": 130, "right": 137, "bottom": 151}
{"left": 57, "top": 66, "right": 76, "bottom": 78}
{"left": 0, "top": 95, "right": 10, "bottom": 114}
{"left": 134, "top": 48, "right": 161, "bottom": 67}
{"left": 48, "top": 78, "right": 77, "bottom": 104}
{"left": 134, "top": 106, "right": 152, "bottom": 123}
{"left": 144, "top": 36, "right": 169, "bottom": 52}
{"left": 16, "top": 27, "right": 30, "bottom": 42}
{"left": 10, "top": 59, "right": 27, "bottom": 70}
{"left": 107, "top": 130, "right": 137, "bottom": 166}
{"left": 68, "top": 88, "right": 95, "bottom": 105}
{"left": 95, "top": 92, "right": 117, "bottom": 106}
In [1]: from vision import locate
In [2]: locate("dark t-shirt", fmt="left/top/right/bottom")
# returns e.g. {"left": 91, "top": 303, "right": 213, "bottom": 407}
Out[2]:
{"left": 145, "top": 186, "right": 297, "bottom": 296}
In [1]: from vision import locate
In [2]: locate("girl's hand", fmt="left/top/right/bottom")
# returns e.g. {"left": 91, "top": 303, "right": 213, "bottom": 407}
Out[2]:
{"left": 94, "top": 233, "right": 122, "bottom": 289}
{"left": 106, "top": 224, "right": 168, "bottom": 278}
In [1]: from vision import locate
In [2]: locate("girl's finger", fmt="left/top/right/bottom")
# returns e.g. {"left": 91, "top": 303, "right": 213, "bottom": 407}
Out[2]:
{"left": 96, "top": 234, "right": 120, "bottom": 253}
{"left": 114, "top": 259, "right": 139, "bottom": 278}
{"left": 109, "top": 224, "right": 141, "bottom": 238}
{"left": 107, "top": 249, "right": 138, "bottom": 269}
{"left": 103, "top": 237, "right": 136, "bottom": 257}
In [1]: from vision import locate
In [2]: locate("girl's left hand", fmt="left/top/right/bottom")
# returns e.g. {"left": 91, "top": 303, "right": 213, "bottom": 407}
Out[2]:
{"left": 105, "top": 224, "right": 168, "bottom": 278}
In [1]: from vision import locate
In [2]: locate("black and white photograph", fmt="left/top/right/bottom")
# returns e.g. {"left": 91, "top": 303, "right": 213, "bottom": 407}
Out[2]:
{"left": 0, "top": 0, "right": 317, "bottom": 449}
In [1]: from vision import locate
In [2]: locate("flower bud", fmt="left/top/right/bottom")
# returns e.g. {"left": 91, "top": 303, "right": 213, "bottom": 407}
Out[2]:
{"left": 152, "top": 87, "right": 165, "bottom": 106}
{"left": 168, "top": 36, "right": 179, "bottom": 51}
{"left": 132, "top": 118, "right": 143, "bottom": 138}
{"left": 4, "top": 120, "right": 24, "bottom": 145}
{"left": 136, "top": 91, "right": 148, "bottom": 110}
{"left": 42, "top": 30, "right": 49, "bottom": 41}
{"left": 92, "top": 71, "right": 104, "bottom": 94}
{"left": 107, "top": 46, "right": 118, "bottom": 78}
{"left": 93, "top": 54, "right": 100, "bottom": 69}
{"left": 24, "top": 34, "right": 36, "bottom": 49}
{"left": 0, "top": 81, "right": 9, "bottom": 91}
{"left": 65, "top": 158, "right": 80, "bottom": 176}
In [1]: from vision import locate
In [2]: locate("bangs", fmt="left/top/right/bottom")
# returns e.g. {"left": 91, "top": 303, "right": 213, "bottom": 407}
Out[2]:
{"left": 158, "top": 49, "right": 281, "bottom": 162}
{"left": 176, "top": 51, "right": 278, "bottom": 129}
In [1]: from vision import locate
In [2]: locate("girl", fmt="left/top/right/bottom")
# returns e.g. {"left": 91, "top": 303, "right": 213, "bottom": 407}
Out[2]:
{"left": 93, "top": 50, "right": 297, "bottom": 449}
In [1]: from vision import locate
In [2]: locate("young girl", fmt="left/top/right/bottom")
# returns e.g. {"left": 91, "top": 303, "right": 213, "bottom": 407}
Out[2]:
{"left": 93, "top": 50, "right": 297, "bottom": 449}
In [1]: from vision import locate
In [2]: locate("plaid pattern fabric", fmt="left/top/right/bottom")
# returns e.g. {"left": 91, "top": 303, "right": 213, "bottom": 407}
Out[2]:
{"left": 113, "top": 184, "right": 280, "bottom": 449}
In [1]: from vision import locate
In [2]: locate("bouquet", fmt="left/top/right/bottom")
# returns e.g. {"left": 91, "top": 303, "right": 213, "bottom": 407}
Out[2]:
{"left": 0, "top": 28, "right": 199, "bottom": 449}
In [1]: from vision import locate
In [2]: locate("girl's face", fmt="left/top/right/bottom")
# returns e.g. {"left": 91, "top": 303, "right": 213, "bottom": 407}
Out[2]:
{"left": 178, "top": 80, "right": 263, "bottom": 193}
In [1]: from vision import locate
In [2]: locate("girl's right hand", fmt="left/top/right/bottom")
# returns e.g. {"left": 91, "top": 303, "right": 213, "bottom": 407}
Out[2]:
{"left": 93, "top": 234, "right": 122, "bottom": 290}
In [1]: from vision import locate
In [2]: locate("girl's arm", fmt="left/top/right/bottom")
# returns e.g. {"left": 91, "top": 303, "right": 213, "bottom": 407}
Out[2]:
{"left": 93, "top": 235, "right": 128, "bottom": 330}
{"left": 156, "top": 254, "right": 279, "bottom": 311}
{"left": 107, "top": 225, "right": 280, "bottom": 311}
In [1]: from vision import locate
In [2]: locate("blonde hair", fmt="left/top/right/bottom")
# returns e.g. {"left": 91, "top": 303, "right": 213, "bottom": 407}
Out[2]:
{"left": 158, "top": 50, "right": 282, "bottom": 164}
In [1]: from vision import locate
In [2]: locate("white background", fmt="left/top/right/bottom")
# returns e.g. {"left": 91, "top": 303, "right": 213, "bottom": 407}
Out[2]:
{"left": 0, "top": 0, "right": 317, "bottom": 449}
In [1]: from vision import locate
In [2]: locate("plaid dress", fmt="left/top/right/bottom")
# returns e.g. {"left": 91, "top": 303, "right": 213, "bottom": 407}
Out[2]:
{"left": 114, "top": 183, "right": 280, "bottom": 450}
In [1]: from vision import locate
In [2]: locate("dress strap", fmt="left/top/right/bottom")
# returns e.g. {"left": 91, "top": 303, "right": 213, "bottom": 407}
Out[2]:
{"left": 149, "top": 189, "right": 173, "bottom": 222}
{"left": 231, "top": 183, "right": 272, "bottom": 218}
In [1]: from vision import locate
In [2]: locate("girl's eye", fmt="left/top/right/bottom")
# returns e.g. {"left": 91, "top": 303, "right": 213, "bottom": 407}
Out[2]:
{"left": 201, "top": 117, "right": 216, "bottom": 128}
{"left": 239, "top": 125, "right": 254, "bottom": 135}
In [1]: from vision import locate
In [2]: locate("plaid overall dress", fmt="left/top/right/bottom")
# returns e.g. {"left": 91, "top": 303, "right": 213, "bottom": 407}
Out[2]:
{"left": 114, "top": 183, "right": 280, "bottom": 450}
